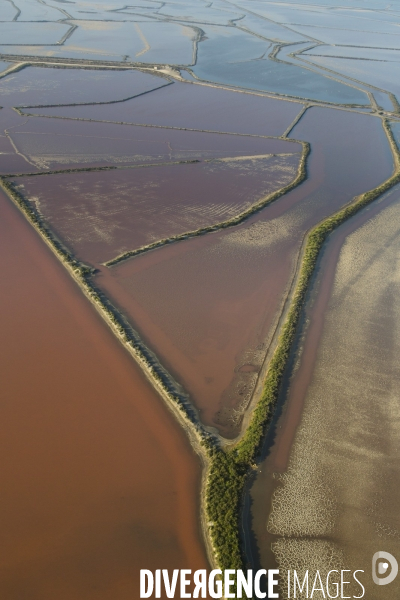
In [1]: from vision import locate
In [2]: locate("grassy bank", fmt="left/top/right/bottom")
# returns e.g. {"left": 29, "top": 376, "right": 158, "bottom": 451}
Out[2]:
{"left": 0, "top": 177, "right": 213, "bottom": 451}
{"left": 2, "top": 118, "right": 400, "bottom": 593}
{"left": 106, "top": 142, "right": 310, "bottom": 266}
{"left": 202, "top": 118, "right": 400, "bottom": 581}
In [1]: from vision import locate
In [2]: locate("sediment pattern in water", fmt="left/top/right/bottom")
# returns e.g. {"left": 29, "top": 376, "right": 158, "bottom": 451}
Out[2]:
{"left": 14, "top": 153, "right": 300, "bottom": 265}
{"left": 94, "top": 107, "right": 393, "bottom": 438}
{"left": 4, "top": 113, "right": 300, "bottom": 171}
{"left": 253, "top": 184, "right": 400, "bottom": 598}
{"left": 2, "top": 0, "right": 400, "bottom": 588}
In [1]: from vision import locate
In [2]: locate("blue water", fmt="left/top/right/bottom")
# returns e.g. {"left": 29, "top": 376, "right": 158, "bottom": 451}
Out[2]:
{"left": 193, "top": 26, "right": 369, "bottom": 105}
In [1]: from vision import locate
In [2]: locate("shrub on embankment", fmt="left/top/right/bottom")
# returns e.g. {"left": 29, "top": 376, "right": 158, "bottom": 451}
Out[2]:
{"left": 3, "top": 118, "right": 399, "bottom": 584}
{"left": 105, "top": 143, "right": 310, "bottom": 267}
{"left": 0, "top": 179, "right": 92, "bottom": 276}
{"left": 204, "top": 118, "right": 400, "bottom": 577}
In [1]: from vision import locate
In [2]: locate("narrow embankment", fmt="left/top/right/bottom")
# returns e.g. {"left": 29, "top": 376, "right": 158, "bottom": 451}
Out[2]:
{"left": 202, "top": 117, "right": 400, "bottom": 580}
{"left": 104, "top": 142, "right": 309, "bottom": 266}
{"left": 2, "top": 118, "right": 399, "bottom": 591}
{"left": 0, "top": 177, "right": 214, "bottom": 451}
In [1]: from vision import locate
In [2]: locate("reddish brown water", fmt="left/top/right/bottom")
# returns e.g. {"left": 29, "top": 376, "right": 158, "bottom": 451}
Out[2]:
{"left": 0, "top": 107, "right": 39, "bottom": 174}
{"left": 94, "top": 108, "right": 393, "bottom": 438}
{"left": 28, "top": 80, "right": 303, "bottom": 137}
{"left": 0, "top": 132, "right": 33, "bottom": 173}
{"left": 0, "top": 65, "right": 301, "bottom": 176}
{"left": 16, "top": 153, "right": 300, "bottom": 264}
{"left": 6, "top": 115, "right": 300, "bottom": 171}
{"left": 0, "top": 66, "right": 164, "bottom": 108}
{"left": 0, "top": 190, "right": 209, "bottom": 599}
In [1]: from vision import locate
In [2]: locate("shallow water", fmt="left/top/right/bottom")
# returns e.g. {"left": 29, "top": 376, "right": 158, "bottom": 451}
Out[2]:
{"left": 0, "top": 2, "right": 18, "bottom": 20}
{"left": 9, "top": 0, "right": 65, "bottom": 20}
{"left": 303, "top": 54, "right": 400, "bottom": 104}
{"left": 67, "top": 20, "right": 196, "bottom": 64}
{"left": 0, "top": 61, "right": 12, "bottom": 73}
{"left": 6, "top": 114, "right": 300, "bottom": 170}
{"left": 0, "top": 66, "right": 165, "bottom": 108}
{"left": 249, "top": 3, "right": 400, "bottom": 33}
{"left": 238, "top": 13, "right": 308, "bottom": 43}
{"left": 0, "top": 21, "right": 70, "bottom": 44}
{"left": 373, "top": 90, "right": 395, "bottom": 112}
{"left": 41, "top": 0, "right": 159, "bottom": 21}
{"left": 0, "top": 189, "right": 209, "bottom": 599}
{"left": 28, "top": 79, "right": 304, "bottom": 137}
{"left": 237, "top": 0, "right": 400, "bottom": 14}
{"left": 192, "top": 25, "right": 369, "bottom": 103}
{"left": 157, "top": 3, "right": 243, "bottom": 24}
{"left": 277, "top": 43, "right": 381, "bottom": 108}
{"left": 0, "top": 106, "right": 40, "bottom": 173}
{"left": 1, "top": 0, "right": 400, "bottom": 594}
{"left": 93, "top": 108, "right": 392, "bottom": 438}
{"left": 15, "top": 153, "right": 300, "bottom": 264}
{"left": 294, "top": 25, "right": 400, "bottom": 48}
{"left": 0, "top": 20, "right": 197, "bottom": 64}
{"left": 391, "top": 120, "right": 400, "bottom": 148}
{"left": 306, "top": 45, "right": 400, "bottom": 61}
{"left": 250, "top": 183, "right": 400, "bottom": 598}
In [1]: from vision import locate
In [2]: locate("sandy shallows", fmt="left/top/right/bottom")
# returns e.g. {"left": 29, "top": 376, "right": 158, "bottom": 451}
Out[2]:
{"left": 0, "top": 189, "right": 209, "bottom": 599}
{"left": 15, "top": 151, "right": 301, "bottom": 264}
{"left": 251, "top": 183, "right": 400, "bottom": 599}
{"left": 7, "top": 115, "right": 301, "bottom": 171}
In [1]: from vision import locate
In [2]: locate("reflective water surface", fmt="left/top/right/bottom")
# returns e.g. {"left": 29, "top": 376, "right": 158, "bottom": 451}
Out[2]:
{"left": 94, "top": 108, "right": 392, "bottom": 438}
{"left": 249, "top": 184, "right": 400, "bottom": 598}
{"left": 0, "top": 190, "right": 209, "bottom": 599}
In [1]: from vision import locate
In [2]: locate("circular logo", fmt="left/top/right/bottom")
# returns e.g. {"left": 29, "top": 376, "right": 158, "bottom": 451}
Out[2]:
{"left": 372, "top": 552, "right": 398, "bottom": 586}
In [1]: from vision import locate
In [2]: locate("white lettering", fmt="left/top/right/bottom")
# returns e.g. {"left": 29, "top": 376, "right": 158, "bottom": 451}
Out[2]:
{"left": 162, "top": 570, "right": 179, "bottom": 598}
{"left": 140, "top": 567, "right": 366, "bottom": 599}
{"left": 155, "top": 570, "right": 161, "bottom": 599}
{"left": 140, "top": 570, "right": 153, "bottom": 599}
{"left": 268, "top": 569, "right": 279, "bottom": 598}
{"left": 254, "top": 569, "right": 267, "bottom": 599}
{"left": 341, "top": 570, "right": 351, "bottom": 599}
{"left": 326, "top": 570, "right": 339, "bottom": 599}
{"left": 224, "top": 570, "right": 235, "bottom": 598}
{"left": 237, "top": 570, "right": 253, "bottom": 598}
{"left": 180, "top": 570, "right": 191, "bottom": 598}
{"left": 294, "top": 571, "right": 309, "bottom": 598}
{"left": 353, "top": 571, "right": 365, "bottom": 599}
{"left": 209, "top": 570, "right": 222, "bottom": 599}
{"left": 311, "top": 572, "right": 326, "bottom": 598}
{"left": 193, "top": 570, "right": 207, "bottom": 598}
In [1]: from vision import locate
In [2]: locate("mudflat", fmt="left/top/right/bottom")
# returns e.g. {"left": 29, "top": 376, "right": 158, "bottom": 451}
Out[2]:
{"left": 250, "top": 184, "right": 400, "bottom": 598}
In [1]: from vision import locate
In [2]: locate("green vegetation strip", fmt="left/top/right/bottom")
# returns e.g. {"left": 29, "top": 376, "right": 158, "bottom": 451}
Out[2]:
{"left": 105, "top": 142, "right": 310, "bottom": 267}
{"left": 2, "top": 119, "right": 399, "bottom": 590}
{"left": 202, "top": 118, "right": 400, "bottom": 580}
{"left": 0, "top": 177, "right": 212, "bottom": 449}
